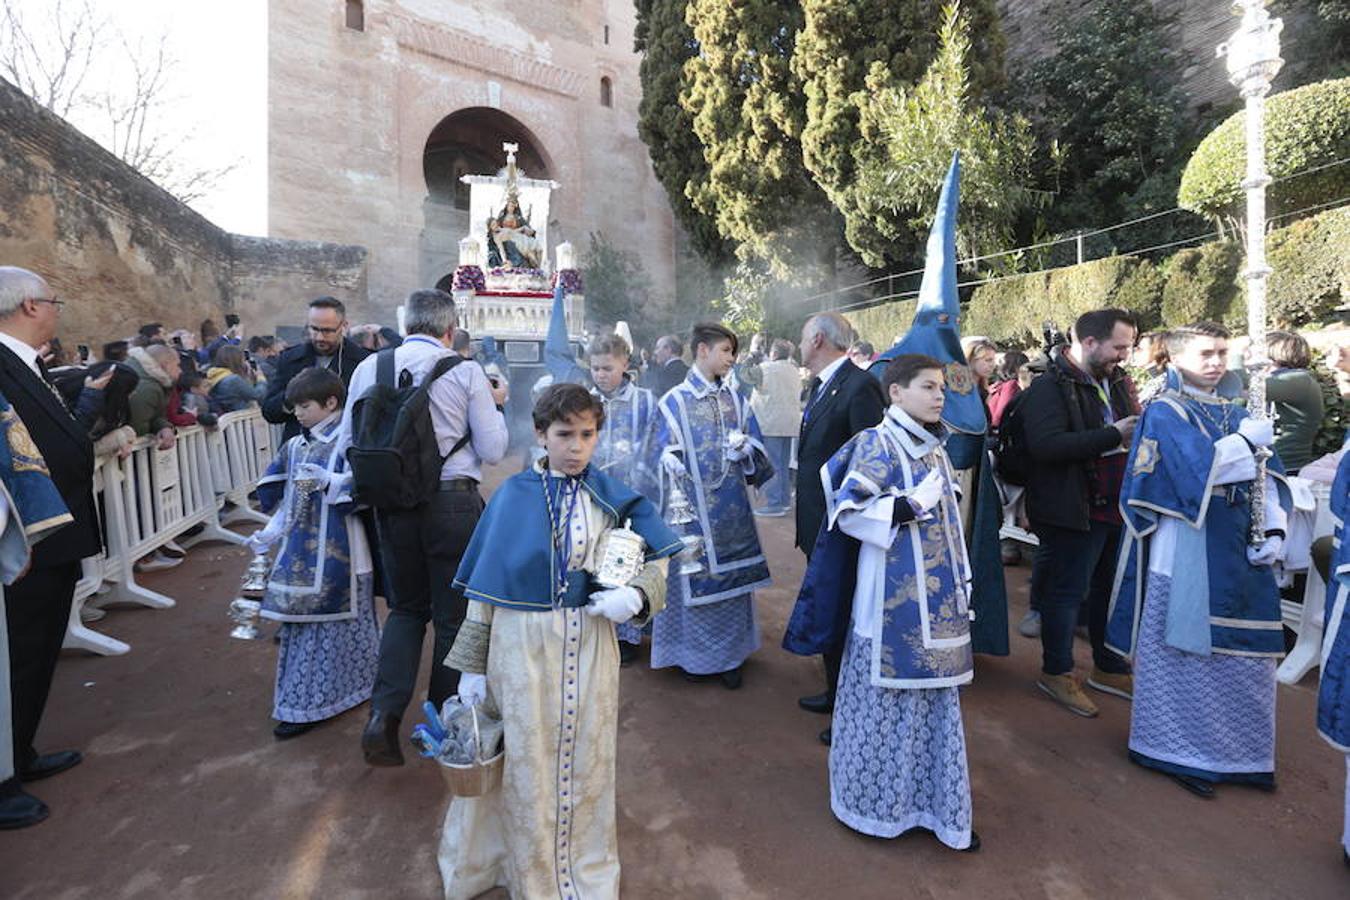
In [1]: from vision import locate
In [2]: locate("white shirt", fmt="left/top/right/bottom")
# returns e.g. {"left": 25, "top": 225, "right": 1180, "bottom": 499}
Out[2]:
{"left": 0, "top": 331, "right": 41, "bottom": 375}
{"left": 813, "top": 354, "right": 850, "bottom": 398}
{"left": 340, "top": 335, "right": 509, "bottom": 482}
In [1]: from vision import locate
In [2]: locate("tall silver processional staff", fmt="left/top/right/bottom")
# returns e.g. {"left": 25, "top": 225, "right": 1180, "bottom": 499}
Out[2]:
{"left": 1217, "top": 0, "right": 1283, "bottom": 542}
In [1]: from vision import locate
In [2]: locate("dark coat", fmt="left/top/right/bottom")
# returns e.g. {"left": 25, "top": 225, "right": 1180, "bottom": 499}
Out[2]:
{"left": 794, "top": 361, "right": 886, "bottom": 553}
{"left": 262, "top": 337, "right": 370, "bottom": 440}
{"left": 1021, "top": 349, "right": 1136, "bottom": 532}
{"left": 644, "top": 358, "right": 689, "bottom": 400}
{"left": 0, "top": 344, "right": 101, "bottom": 566}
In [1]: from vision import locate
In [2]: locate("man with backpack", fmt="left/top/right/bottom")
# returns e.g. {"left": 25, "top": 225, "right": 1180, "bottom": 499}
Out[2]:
{"left": 1010, "top": 309, "right": 1140, "bottom": 718}
{"left": 341, "top": 289, "right": 509, "bottom": 767}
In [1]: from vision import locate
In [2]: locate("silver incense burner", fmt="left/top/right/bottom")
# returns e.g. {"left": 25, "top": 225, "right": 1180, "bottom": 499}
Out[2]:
{"left": 664, "top": 478, "right": 705, "bottom": 576}
{"left": 590, "top": 519, "right": 647, "bottom": 589}
{"left": 228, "top": 552, "right": 270, "bottom": 640}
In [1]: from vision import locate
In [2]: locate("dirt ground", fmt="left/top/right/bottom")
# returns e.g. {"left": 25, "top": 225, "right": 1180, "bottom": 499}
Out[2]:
{"left": 2, "top": 467, "right": 1347, "bottom": 899}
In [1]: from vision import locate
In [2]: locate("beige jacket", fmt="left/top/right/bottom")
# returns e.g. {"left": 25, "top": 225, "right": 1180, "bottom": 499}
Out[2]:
{"left": 751, "top": 359, "right": 804, "bottom": 437}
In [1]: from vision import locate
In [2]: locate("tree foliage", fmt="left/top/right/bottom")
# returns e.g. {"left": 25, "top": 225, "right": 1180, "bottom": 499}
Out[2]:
{"left": 681, "top": 0, "right": 835, "bottom": 278}
{"left": 853, "top": 4, "right": 1039, "bottom": 267}
{"left": 1022, "top": 0, "right": 1190, "bottom": 234}
{"left": 581, "top": 232, "right": 655, "bottom": 341}
{"left": 793, "top": 0, "right": 1004, "bottom": 269}
{"left": 1178, "top": 77, "right": 1350, "bottom": 229}
{"left": 634, "top": 0, "right": 730, "bottom": 264}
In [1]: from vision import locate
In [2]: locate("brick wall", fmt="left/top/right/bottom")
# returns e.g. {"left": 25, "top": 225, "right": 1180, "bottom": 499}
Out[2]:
{"left": 0, "top": 76, "right": 369, "bottom": 349}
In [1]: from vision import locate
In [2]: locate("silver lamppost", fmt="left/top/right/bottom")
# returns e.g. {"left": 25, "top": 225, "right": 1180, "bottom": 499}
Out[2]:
{"left": 1217, "top": 0, "right": 1282, "bottom": 542}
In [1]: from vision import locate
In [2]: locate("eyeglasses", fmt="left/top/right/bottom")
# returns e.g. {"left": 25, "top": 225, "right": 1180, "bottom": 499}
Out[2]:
{"left": 31, "top": 296, "right": 65, "bottom": 310}
{"left": 307, "top": 324, "right": 342, "bottom": 336}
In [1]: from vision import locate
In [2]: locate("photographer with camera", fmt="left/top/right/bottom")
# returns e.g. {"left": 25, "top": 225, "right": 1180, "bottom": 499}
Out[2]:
{"left": 1017, "top": 309, "right": 1140, "bottom": 718}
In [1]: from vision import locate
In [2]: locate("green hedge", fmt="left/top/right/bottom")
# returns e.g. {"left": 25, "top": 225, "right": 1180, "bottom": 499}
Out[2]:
{"left": 963, "top": 255, "right": 1164, "bottom": 345}
{"left": 1179, "top": 77, "right": 1350, "bottom": 223}
{"left": 849, "top": 299, "right": 917, "bottom": 349}
{"left": 915, "top": 203, "right": 1350, "bottom": 343}
{"left": 1159, "top": 241, "right": 1242, "bottom": 327}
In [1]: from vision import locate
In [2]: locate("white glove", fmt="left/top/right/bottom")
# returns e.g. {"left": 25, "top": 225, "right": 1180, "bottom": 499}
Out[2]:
{"left": 1238, "top": 416, "right": 1274, "bottom": 448}
{"left": 585, "top": 586, "right": 645, "bottom": 623}
{"left": 660, "top": 447, "right": 686, "bottom": 476}
{"left": 294, "top": 462, "right": 332, "bottom": 487}
{"left": 245, "top": 531, "right": 274, "bottom": 556}
{"left": 1246, "top": 535, "right": 1283, "bottom": 567}
{"left": 458, "top": 673, "right": 487, "bottom": 707}
{"left": 907, "top": 468, "right": 945, "bottom": 513}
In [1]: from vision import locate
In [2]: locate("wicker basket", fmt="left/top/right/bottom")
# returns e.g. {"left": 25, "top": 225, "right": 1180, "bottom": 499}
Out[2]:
{"left": 436, "top": 705, "right": 504, "bottom": 797}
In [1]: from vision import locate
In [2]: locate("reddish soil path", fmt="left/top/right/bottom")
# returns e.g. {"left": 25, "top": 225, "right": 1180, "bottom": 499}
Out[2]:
{"left": 2, "top": 467, "right": 1346, "bottom": 898}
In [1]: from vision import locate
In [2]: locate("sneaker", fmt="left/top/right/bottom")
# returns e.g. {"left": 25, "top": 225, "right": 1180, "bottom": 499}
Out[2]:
{"left": 753, "top": 506, "right": 788, "bottom": 518}
{"left": 1017, "top": 609, "right": 1041, "bottom": 638}
{"left": 1036, "top": 673, "right": 1099, "bottom": 718}
{"left": 160, "top": 539, "right": 186, "bottom": 559}
{"left": 134, "top": 551, "right": 182, "bottom": 573}
{"left": 1087, "top": 668, "right": 1134, "bottom": 700}
{"left": 79, "top": 604, "right": 106, "bottom": 623}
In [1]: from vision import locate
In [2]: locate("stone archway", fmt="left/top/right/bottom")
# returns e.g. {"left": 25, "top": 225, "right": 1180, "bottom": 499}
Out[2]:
{"left": 420, "top": 108, "right": 553, "bottom": 289}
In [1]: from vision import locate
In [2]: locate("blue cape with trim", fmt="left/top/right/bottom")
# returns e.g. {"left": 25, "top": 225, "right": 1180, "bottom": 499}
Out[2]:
{"left": 454, "top": 463, "right": 683, "bottom": 612}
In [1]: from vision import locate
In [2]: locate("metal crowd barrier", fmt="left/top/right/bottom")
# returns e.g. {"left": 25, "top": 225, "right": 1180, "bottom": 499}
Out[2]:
{"left": 63, "top": 408, "right": 277, "bottom": 656}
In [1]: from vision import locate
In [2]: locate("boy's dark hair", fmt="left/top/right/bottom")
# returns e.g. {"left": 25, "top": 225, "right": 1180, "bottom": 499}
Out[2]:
{"left": 588, "top": 333, "right": 631, "bottom": 359}
{"left": 309, "top": 295, "right": 346, "bottom": 316}
{"left": 1073, "top": 308, "right": 1136, "bottom": 343}
{"left": 247, "top": 335, "right": 275, "bottom": 353}
{"left": 1164, "top": 321, "right": 1230, "bottom": 357}
{"left": 138, "top": 322, "right": 163, "bottom": 339}
{"left": 102, "top": 340, "right": 129, "bottom": 361}
{"left": 882, "top": 353, "right": 945, "bottom": 392}
{"left": 532, "top": 382, "right": 606, "bottom": 433}
{"left": 285, "top": 366, "right": 346, "bottom": 408}
{"left": 690, "top": 322, "right": 739, "bottom": 357}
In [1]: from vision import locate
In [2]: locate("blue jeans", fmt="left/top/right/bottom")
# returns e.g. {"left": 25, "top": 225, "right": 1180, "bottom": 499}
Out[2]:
{"left": 761, "top": 436, "right": 793, "bottom": 510}
{"left": 1031, "top": 520, "right": 1132, "bottom": 677}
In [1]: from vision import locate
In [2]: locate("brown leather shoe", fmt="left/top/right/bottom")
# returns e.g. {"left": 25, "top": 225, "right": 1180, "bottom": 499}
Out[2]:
{"left": 1036, "top": 673, "right": 1099, "bottom": 718}
{"left": 361, "top": 711, "right": 404, "bottom": 767}
{"left": 1086, "top": 668, "right": 1134, "bottom": 700}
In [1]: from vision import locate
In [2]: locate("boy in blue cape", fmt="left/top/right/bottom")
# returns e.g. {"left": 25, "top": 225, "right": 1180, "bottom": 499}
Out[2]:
{"left": 786, "top": 354, "right": 978, "bottom": 852}
{"left": 643, "top": 322, "right": 773, "bottom": 689}
{"left": 587, "top": 333, "right": 659, "bottom": 663}
{"left": 248, "top": 368, "right": 380, "bottom": 740}
{"left": 439, "top": 383, "right": 681, "bottom": 900}
{"left": 1105, "top": 322, "right": 1291, "bottom": 797}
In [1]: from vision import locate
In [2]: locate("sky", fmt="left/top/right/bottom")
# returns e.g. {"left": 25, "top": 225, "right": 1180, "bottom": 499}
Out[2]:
{"left": 5, "top": 0, "right": 268, "bottom": 235}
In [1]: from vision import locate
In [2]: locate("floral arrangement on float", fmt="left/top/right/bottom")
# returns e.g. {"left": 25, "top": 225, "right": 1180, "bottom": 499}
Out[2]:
{"left": 451, "top": 265, "right": 486, "bottom": 293}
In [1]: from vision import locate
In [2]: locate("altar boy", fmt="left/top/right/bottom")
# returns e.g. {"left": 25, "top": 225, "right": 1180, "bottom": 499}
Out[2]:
{"left": 786, "top": 354, "right": 978, "bottom": 851}
{"left": 249, "top": 368, "right": 380, "bottom": 740}
{"left": 588, "top": 333, "right": 658, "bottom": 662}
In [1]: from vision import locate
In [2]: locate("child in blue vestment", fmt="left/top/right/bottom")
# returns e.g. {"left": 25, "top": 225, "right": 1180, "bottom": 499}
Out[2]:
{"left": 438, "top": 383, "right": 681, "bottom": 900}
{"left": 248, "top": 368, "right": 380, "bottom": 740}
{"left": 787, "top": 354, "right": 978, "bottom": 852}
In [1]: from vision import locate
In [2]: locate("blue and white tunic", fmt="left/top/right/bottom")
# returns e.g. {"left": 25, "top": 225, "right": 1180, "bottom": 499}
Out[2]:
{"left": 814, "top": 407, "right": 974, "bottom": 848}
{"left": 593, "top": 377, "right": 658, "bottom": 646}
{"left": 1106, "top": 378, "right": 1290, "bottom": 784}
{"left": 1316, "top": 451, "right": 1350, "bottom": 853}
{"left": 255, "top": 414, "right": 379, "bottom": 723}
{"left": 645, "top": 368, "right": 772, "bottom": 674}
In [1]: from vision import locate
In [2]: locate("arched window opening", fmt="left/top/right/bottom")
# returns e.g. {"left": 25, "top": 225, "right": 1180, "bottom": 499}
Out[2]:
{"left": 599, "top": 76, "right": 613, "bottom": 108}
{"left": 345, "top": 0, "right": 365, "bottom": 31}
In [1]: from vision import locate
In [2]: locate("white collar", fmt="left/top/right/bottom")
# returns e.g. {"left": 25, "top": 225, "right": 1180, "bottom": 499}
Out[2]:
{"left": 882, "top": 405, "right": 943, "bottom": 458}
{"left": 304, "top": 412, "right": 342, "bottom": 442}
{"left": 0, "top": 331, "right": 40, "bottom": 375}
{"left": 815, "top": 354, "right": 849, "bottom": 389}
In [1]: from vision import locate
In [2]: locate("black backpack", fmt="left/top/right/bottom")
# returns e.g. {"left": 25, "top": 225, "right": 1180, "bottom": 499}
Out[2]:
{"left": 990, "top": 360, "right": 1094, "bottom": 489}
{"left": 346, "top": 349, "right": 471, "bottom": 510}
{"left": 990, "top": 388, "right": 1033, "bottom": 487}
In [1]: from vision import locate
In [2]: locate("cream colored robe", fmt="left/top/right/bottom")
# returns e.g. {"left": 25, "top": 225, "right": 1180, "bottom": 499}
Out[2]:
{"left": 440, "top": 487, "right": 667, "bottom": 900}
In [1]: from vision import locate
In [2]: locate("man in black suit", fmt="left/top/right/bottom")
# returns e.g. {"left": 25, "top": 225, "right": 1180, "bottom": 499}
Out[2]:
{"left": 0, "top": 267, "right": 102, "bottom": 828}
{"left": 793, "top": 312, "right": 885, "bottom": 741}
{"left": 643, "top": 334, "right": 689, "bottom": 399}
{"left": 262, "top": 296, "right": 370, "bottom": 441}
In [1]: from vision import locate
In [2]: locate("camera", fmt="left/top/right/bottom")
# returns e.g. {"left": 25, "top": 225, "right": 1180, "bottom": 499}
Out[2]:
{"left": 77, "top": 344, "right": 90, "bottom": 362}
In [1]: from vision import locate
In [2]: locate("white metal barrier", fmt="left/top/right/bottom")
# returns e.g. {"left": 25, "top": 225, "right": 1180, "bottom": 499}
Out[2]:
{"left": 64, "top": 409, "right": 276, "bottom": 656}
